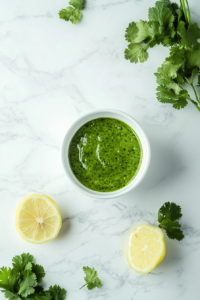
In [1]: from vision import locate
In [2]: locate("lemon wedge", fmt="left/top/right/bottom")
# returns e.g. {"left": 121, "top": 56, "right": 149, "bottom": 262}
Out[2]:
{"left": 15, "top": 194, "right": 62, "bottom": 244}
{"left": 127, "top": 224, "right": 165, "bottom": 274}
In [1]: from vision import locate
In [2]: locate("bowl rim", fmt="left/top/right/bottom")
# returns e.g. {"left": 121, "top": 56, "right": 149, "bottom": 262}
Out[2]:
{"left": 61, "top": 109, "right": 151, "bottom": 199}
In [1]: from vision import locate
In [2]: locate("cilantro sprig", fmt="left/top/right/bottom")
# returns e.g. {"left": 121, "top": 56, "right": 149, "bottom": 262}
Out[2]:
{"left": 158, "top": 202, "right": 184, "bottom": 241}
{"left": 59, "top": 0, "right": 85, "bottom": 24}
{"left": 80, "top": 267, "right": 102, "bottom": 290}
{"left": 0, "top": 253, "right": 67, "bottom": 300}
{"left": 125, "top": 0, "right": 200, "bottom": 112}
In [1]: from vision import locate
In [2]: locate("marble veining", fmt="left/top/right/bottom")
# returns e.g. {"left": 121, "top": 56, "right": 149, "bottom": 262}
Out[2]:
{"left": 0, "top": 0, "right": 200, "bottom": 299}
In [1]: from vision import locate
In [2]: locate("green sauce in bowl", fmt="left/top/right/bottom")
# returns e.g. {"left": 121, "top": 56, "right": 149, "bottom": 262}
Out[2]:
{"left": 68, "top": 118, "right": 142, "bottom": 192}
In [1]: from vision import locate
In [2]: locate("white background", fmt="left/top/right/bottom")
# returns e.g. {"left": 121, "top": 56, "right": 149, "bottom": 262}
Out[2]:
{"left": 0, "top": 0, "right": 200, "bottom": 299}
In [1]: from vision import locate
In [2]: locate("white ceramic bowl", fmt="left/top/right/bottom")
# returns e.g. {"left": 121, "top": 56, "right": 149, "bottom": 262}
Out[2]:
{"left": 61, "top": 109, "right": 151, "bottom": 199}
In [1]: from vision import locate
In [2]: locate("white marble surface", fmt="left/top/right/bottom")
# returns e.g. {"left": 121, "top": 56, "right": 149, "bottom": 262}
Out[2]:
{"left": 0, "top": 0, "right": 200, "bottom": 299}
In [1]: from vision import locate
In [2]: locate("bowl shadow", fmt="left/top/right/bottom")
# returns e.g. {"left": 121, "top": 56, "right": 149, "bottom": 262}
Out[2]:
{"left": 124, "top": 136, "right": 184, "bottom": 202}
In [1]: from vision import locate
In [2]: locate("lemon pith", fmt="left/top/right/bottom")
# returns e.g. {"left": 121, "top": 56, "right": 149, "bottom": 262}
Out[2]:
{"left": 15, "top": 194, "right": 62, "bottom": 244}
{"left": 127, "top": 224, "right": 165, "bottom": 274}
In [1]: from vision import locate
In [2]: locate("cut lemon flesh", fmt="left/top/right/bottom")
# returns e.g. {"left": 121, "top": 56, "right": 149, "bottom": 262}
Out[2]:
{"left": 15, "top": 194, "right": 62, "bottom": 244}
{"left": 127, "top": 224, "right": 165, "bottom": 274}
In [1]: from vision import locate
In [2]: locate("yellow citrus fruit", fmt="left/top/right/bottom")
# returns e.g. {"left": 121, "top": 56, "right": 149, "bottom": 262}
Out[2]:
{"left": 127, "top": 224, "right": 165, "bottom": 274}
{"left": 15, "top": 194, "right": 62, "bottom": 244}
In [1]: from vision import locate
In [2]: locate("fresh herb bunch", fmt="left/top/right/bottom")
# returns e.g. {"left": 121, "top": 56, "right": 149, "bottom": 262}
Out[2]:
{"left": 80, "top": 267, "right": 102, "bottom": 290}
{"left": 158, "top": 202, "right": 184, "bottom": 241}
{"left": 0, "top": 253, "right": 67, "bottom": 300}
{"left": 59, "top": 0, "right": 85, "bottom": 24}
{"left": 125, "top": 0, "right": 200, "bottom": 112}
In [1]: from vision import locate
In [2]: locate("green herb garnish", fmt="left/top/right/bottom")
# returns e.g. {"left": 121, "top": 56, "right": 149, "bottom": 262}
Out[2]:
{"left": 59, "top": 0, "right": 85, "bottom": 24}
{"left": 80, "top": 267, "right": 102, "bottom": 290}
{"left": 125, "top": 0, "right": 200, "bottom": 112}
{"left": 0, "top": 253, "right": 67, "bottom": 300}
{"left": 158, "top": 202, "right": 184, "bottom": 241}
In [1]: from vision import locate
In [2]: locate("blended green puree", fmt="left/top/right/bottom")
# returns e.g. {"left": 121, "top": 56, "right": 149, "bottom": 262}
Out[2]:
{"left": 69, "top": 118, "right": 142, "bottom": 192}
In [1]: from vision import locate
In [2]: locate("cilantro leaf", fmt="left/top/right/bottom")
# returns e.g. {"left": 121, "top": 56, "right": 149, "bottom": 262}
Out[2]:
{"left": 179, "top": 23, "right": 200, "bottom": 48}
{"left": 80, "top": 267, "right": 102, "bottom": 290}
{"left": 32, "top": 264, "right": 45, "bottom": 284}
{"left": 158, "top": 202, "right": 184, "bottom": 241}
{"left": 148, "top": 1, "right": 174, "bottom": 27}
{"left": 12, "top": 254, "right": 34, "bottom": 273}
{"left": 125, "top": 22, "right": 138, "bottom": 43}
{"left": 59, "top": 0, "right": 85, "bottom": 24}
{"left": 156, "top": 86, "right": 189, "bottom": 109}
{"left": 134, "top": 20, "right": 151, "bottom": 43}
{"left": 0, "top": 267, "right": 11, "bottom": 288}
{"left": 125, "top": 44, "right": 148, "bottom": 63}
{"left": 48, "top": 285, "right": 66, "bottom": 300}
{"left": 69, "top": 0, "right": 85, "bottom": 10}
{"left": 18, "top": 271, "right": 37, "bottom": 297}
{"left": 0, "top": 268, "right": 19, "bottom": 294}
{"left": 158, "top": 202, "right": 182, "bottom": 222}
{"left": 59, "top": 7, "right": 82, "bottom": 24}
{"left": 1, "top": 290, "right": 21, "bottom": 300}
{"left": 159, "top": 220, "right": 184, "bottom": 241}
{"left": 186, "top": 49, "right": 200, "bottom": 69}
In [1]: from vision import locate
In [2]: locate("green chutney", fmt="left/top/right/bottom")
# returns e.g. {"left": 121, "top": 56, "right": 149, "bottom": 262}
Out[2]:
{"left": 68, "top": 118, "right": 142, "bottom": 192}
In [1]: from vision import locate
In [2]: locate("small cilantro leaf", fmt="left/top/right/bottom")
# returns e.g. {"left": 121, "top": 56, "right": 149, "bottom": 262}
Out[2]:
{"left": 81, "top": 267, "right": 102, "bottom": 290}
{"left": 59, "top": 7, "right": 82, "bottom": 24}
{"left": 69, "top": 0, "right": 85, "bottom": 10}
{"left": 158, "top": 202, "right": 184, "bottom": 241}
{"left": 32, "top": 264, "right": 45, "bottom": 284}
{"left": 159, "top": 220, "right": 184, "bottom": 241}
{"left": 158, "top": 202, "right": 182, "bottom": 222}
{"left": 18, "top": 271, "right": 37, "bottom": 297}
{"left": 48, "top": 285, "right": 66, "bottom": 300}
{"left": 125, "top": 44, "right": 148, "bottom": 63}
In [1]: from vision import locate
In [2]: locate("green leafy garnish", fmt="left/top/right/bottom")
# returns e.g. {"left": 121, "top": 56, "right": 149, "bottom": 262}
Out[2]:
{"left": 48, "top": 285, "right": 67, "bottom": 300}
{"left": 80, "top": 267, "right": 102, "bottom": 290}
{"left": 0, "top": 253, "right": 67, "bottom": 300}
{"left": 125, "top": 0, "right": 200, "bottom": 112}
{"left": 158, "top": 202, "right": 184, "bottom": 241}
{"left": 59, "top": 0, "right": 85, "bottom": 24}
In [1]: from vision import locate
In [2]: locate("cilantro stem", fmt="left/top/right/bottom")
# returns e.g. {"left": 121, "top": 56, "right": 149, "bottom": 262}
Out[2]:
{"left": 80, "top": 284, "right": 87, "bottom": 289}
{"left": 185, "top": 76, "right": 200, "bottom": 104}
{"left": 191, "top": 83, "right": 200, "bottom": 104}
{"left": 180, "top": 0, "right": 191, "bottom": 25}
{"left": 185, "top": 0, "right": 191, "bottom": 24}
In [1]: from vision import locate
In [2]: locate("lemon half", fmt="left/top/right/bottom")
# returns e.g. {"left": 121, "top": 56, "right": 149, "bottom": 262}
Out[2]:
{"left": 127, "top": 224, "right": 165, "bottom": 274}
{"left": 15, "top": 194, "right": 62, "bottom": 244}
